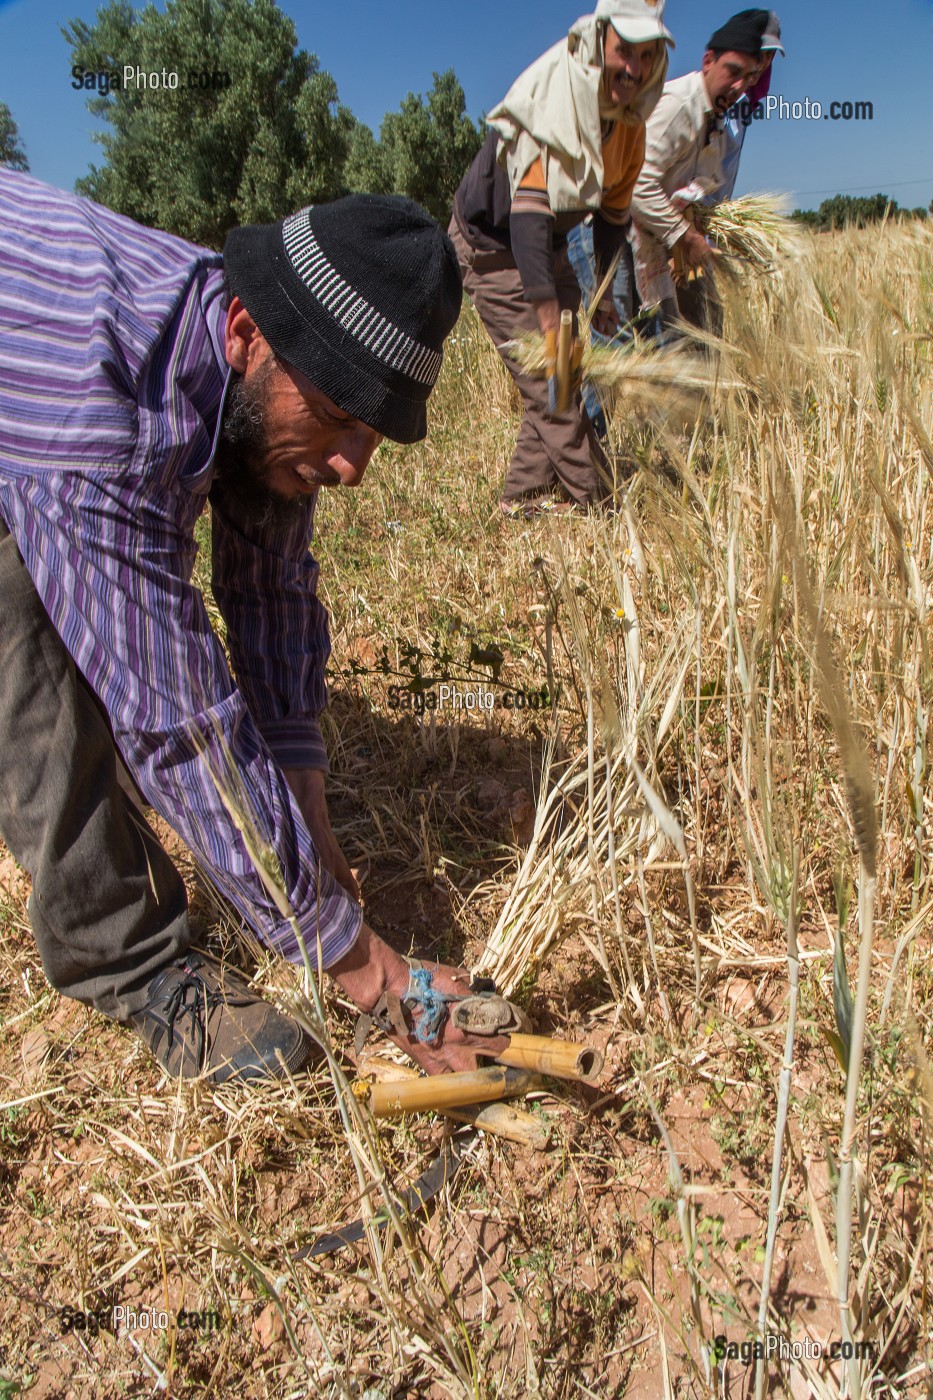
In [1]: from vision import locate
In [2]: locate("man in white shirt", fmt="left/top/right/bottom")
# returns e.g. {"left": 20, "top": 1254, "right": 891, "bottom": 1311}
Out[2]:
{"left": 630, "top": 9, "right": 770, "bottom": 329}
{"left": 714, "top": 13, "right": 784, "bottom": 203}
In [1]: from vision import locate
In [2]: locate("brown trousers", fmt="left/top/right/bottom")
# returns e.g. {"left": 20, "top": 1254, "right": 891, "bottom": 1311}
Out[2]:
{"left": 0, "top": 517, "right": 192, "bottom": 1021}
{"left": 448, "top": 219, "right": 609, "bottom": 507}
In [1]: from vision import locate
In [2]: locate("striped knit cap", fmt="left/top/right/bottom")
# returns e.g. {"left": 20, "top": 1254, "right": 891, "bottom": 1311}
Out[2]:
{"left": 223, "top": 195, "right": 462, "bottom": 444}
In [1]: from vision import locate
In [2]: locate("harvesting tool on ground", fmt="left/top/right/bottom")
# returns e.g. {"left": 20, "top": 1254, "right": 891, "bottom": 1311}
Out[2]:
{"left": 351, "top": 958, "right": 604, "bottom": 1133}
{"left": 298, "top": 967, "right": 605, "bottom": 1258}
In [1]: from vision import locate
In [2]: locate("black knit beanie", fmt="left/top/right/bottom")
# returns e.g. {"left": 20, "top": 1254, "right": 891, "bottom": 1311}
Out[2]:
{"left": 223, "top": 196, "right": 463, "bottom": 444}
{"left": 707, "top": 9, "right": 769, "bottom": 56}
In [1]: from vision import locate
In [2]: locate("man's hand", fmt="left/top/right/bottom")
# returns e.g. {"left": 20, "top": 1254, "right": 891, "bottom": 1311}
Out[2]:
{"left": 283, "top": 766, "right": 360, "bottom": 902}
{"left": 675, "top": 224, "right": 711, "bottom": 274}
{"left": 534, "top": 299, "right": 580, "bottom": 416}
{"left": 532, "top": 297, "right": 561, "bottom": 336}
{"left": 591, "top": 298, "right": 621, "bottom": 338}
{"left": 329, "top": 924, "right": 510, "bottom": 1074}
{"left": 386, "top": 959, "right": 512, "bottom": 1075}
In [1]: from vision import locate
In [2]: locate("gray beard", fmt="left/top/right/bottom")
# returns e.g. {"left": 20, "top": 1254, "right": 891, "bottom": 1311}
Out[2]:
{"left": 212, "top": 362, "right": 312, "bottom": 531}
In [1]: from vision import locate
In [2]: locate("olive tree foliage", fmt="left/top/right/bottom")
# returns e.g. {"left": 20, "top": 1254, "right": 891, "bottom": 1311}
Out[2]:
{"left": 793, "top": 193, "right": 930, "bottom": 231}
{"left": 345, "top": 70, "right": 483, "bottom": 223}
{"left": 64, "top": 0, "right": 482, "bottom": 239}
{"left": 63, "top": 0, "right": 356, "bottom": 247}
{"left": 0, "top": 102, "right": 29, "bottom": 171}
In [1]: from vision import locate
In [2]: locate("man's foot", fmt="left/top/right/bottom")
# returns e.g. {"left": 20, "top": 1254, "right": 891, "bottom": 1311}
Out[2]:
{"left": 128, "top": 954, "right": 312, "bottom": 1083}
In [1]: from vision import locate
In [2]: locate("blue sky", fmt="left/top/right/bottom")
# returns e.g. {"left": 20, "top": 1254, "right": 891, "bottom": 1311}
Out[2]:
{"left": 1, "top": 0, "right": 932, "bottom": 209}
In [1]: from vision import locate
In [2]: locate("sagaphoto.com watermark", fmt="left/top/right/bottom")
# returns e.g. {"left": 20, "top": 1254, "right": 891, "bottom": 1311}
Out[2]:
{"left": 711, "top": 1333, "right": 877, "bottom": 1365}
{"left": 60, "top": 1303, "right": 221, "bottom": 1336}
{"left": 71, "top": 64, "right": 231, "bottom": 95}
{"left": 387, "top": 682, "right": 553, "bottom": 715}
{"left": 732, "top": 95, "right": 873, "bottom": 127}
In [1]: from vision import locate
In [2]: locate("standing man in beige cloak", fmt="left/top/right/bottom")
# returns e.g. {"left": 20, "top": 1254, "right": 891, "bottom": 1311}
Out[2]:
{"left": 449, "top": 0, "right": 673, "bottom": 517}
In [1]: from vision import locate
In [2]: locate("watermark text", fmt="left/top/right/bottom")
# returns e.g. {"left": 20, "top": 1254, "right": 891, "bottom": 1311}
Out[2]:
{"left": 71, "top": 65, "right": 231, "bottom": 95}
{"left": 387, "top": 683, "right": 552, "bottom": 715}
{"left": 732, "top": 95, "right": 873, "bottom": 126}
{"left": 60, "top": 1304, "right": 221, "bottom": 1335}
{"left": 711, "top": 1334, "right": 876, "bottom": 1364}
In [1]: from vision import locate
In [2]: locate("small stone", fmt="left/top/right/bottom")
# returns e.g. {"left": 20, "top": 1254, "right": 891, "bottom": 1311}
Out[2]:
{"left": 476, "top": 778, "right": 507, "bottom": 810}
{"left": 508, "top": 789, "right": 536, "bottom": 844}
{"left": 21, "top": 1029, "right": 50, "bottom": 1083}
{"left": 251, "top": 1302, "right": 285, "bottom": 1351}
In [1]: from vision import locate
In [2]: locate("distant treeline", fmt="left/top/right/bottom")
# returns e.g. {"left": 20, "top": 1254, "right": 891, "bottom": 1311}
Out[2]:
{"left": 2, "top": 0, "right": 484, "bottom": 247}
{"left": 792, "top": 194, "right": 932, "bottom": 230}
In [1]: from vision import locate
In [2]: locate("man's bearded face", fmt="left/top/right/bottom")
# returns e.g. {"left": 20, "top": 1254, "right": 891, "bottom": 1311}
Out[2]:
{"left": 213, "top": 345, "right": 384, "bottom": 528}
{"left": 214, "top": 355, "right": 307, "bottom": 529}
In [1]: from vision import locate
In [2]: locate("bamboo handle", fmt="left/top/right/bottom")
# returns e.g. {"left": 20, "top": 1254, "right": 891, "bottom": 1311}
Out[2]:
{"left": 364, "top": 1065, "right": 539, "bottom": 1117}
{"left": 357, "top": 1058, "right": 551, "bottom": 1148}
{"left": 543, "top": 328, "right": 558, "bottom": 380}
{"left": 671, "top": 244, "right": 704, "bottom": 283}
{"left": 556, "top": 309, "right": 573, "bottom": 413}
{"left": 445, "top": 1102, "right": 551, "bottom": 1150}
{"left": 495, "top": 1033, "right": 603, "bottom": 1083}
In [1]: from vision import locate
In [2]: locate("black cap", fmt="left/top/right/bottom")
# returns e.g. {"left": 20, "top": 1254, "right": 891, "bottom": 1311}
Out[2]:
{"left": 707, "top": 9, "right": 770, "bottom": 56}
{"left": 224, "top": 195, "right": 463, "bottom": 444}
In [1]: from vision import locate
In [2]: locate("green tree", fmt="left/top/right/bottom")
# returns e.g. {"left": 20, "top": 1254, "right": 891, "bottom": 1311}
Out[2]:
{"left": 817, "top": 193, "right": 898, "bottom": 230}
{"left": 0, "top": 102, "right": 29, "bottom": 171}
{"left": 348, "top": 70, "right": 483, "bottom": 223}
{"left": 344, "top": 121, "right": 393, "bottom": 197}
{"left": 64, "top": 0, "right": 355, "bottom": 247}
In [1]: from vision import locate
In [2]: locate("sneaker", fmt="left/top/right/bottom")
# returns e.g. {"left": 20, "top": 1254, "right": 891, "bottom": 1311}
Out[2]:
{"left": 128, "top": 954, "right": 312, "bottom": 1083}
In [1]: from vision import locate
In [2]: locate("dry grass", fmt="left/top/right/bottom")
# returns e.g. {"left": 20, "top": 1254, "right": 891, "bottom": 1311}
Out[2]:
{"left": 1, "top": 218, "right": 932, "bottom": 1398}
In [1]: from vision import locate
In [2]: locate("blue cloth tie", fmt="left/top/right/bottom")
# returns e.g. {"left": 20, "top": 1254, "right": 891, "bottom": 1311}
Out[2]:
{"left": 407, "top": 967, "right": 458, "bottom": 1044}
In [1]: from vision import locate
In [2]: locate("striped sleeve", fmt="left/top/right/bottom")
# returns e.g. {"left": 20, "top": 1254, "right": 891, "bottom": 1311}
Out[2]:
{"left": 0, "top": 171, "right": 361, "bottom": 970}
{"left": 209, "top": 476, "right": 331, "bottom": 773}
{"left": 0, "top": 469, "right": 362, "bottom": 970}
{"left": 513, "top": 155, "right": 554, "bottom": 219}
{"left": 509, "top": 150, "right": 557, "bottom": 300}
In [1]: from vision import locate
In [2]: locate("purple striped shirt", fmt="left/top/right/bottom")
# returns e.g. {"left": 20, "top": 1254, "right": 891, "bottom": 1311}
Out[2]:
{"left": 0, "top": 171, "right": 362, "bottom": 968}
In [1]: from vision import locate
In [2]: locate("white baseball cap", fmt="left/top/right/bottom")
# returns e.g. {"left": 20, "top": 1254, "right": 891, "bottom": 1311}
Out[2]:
{"left": 594, "top": 0, "right": 675, "bottom": 46}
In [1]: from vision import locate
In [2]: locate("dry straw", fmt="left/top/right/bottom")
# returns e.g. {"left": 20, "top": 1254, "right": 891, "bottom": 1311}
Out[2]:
{"left": 504, "top": 327, "right": 739, "bottom": 404}
{"left": 703, "top": 192, "right": 806, "bottom": 272}
{"left": 474, "top": 216, "right": 932, "bottom": 1389}
{"left": 3, "top": 211, "right": 930, "bottom": 1397}
{"left": 187, "top": 718, "right": 484, "bottom": 1395}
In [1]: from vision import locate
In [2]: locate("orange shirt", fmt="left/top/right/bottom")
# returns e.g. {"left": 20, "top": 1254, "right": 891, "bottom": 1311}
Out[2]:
{"left": 514, "top": 120, "right": 646, "bottom": 222}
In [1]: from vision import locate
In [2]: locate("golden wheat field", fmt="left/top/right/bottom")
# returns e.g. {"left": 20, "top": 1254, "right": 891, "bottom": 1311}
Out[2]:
{"left": 0, "top": 219, "right": 931, "bottom": 1399}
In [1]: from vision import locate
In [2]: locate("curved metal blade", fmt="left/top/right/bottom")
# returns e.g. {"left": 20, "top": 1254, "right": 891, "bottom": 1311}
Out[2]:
{"left": 292, "top": 1137, "right": 466, "bottom": 1262}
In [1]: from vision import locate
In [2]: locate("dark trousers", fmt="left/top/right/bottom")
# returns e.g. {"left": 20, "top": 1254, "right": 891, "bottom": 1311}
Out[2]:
{"left": 675, "top": 277, "right": 724, "bottom": 337}
{"left": 566, "top": 220, "right": 638, "bottom": 439}
{"left": 448, "top": 218, "right": 609, "bottom": 507}
{"left": 0, "top": 517, "right": 191, "bottom": 1020}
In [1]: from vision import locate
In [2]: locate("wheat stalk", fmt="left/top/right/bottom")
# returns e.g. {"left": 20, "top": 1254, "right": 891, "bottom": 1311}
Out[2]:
{"left": 504, "top": 329, "right": 740, "bottom": 402}
{"left": 703, "top": 193, "right": 806, "bottom": 272}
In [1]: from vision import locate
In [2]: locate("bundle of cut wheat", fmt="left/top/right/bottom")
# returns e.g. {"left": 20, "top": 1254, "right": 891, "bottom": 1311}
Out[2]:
{"left": 504, "top": 329, "right": 739, "bottom": 402}
{"left": 702, "top": 193, "right": 805, "bottom": 272}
